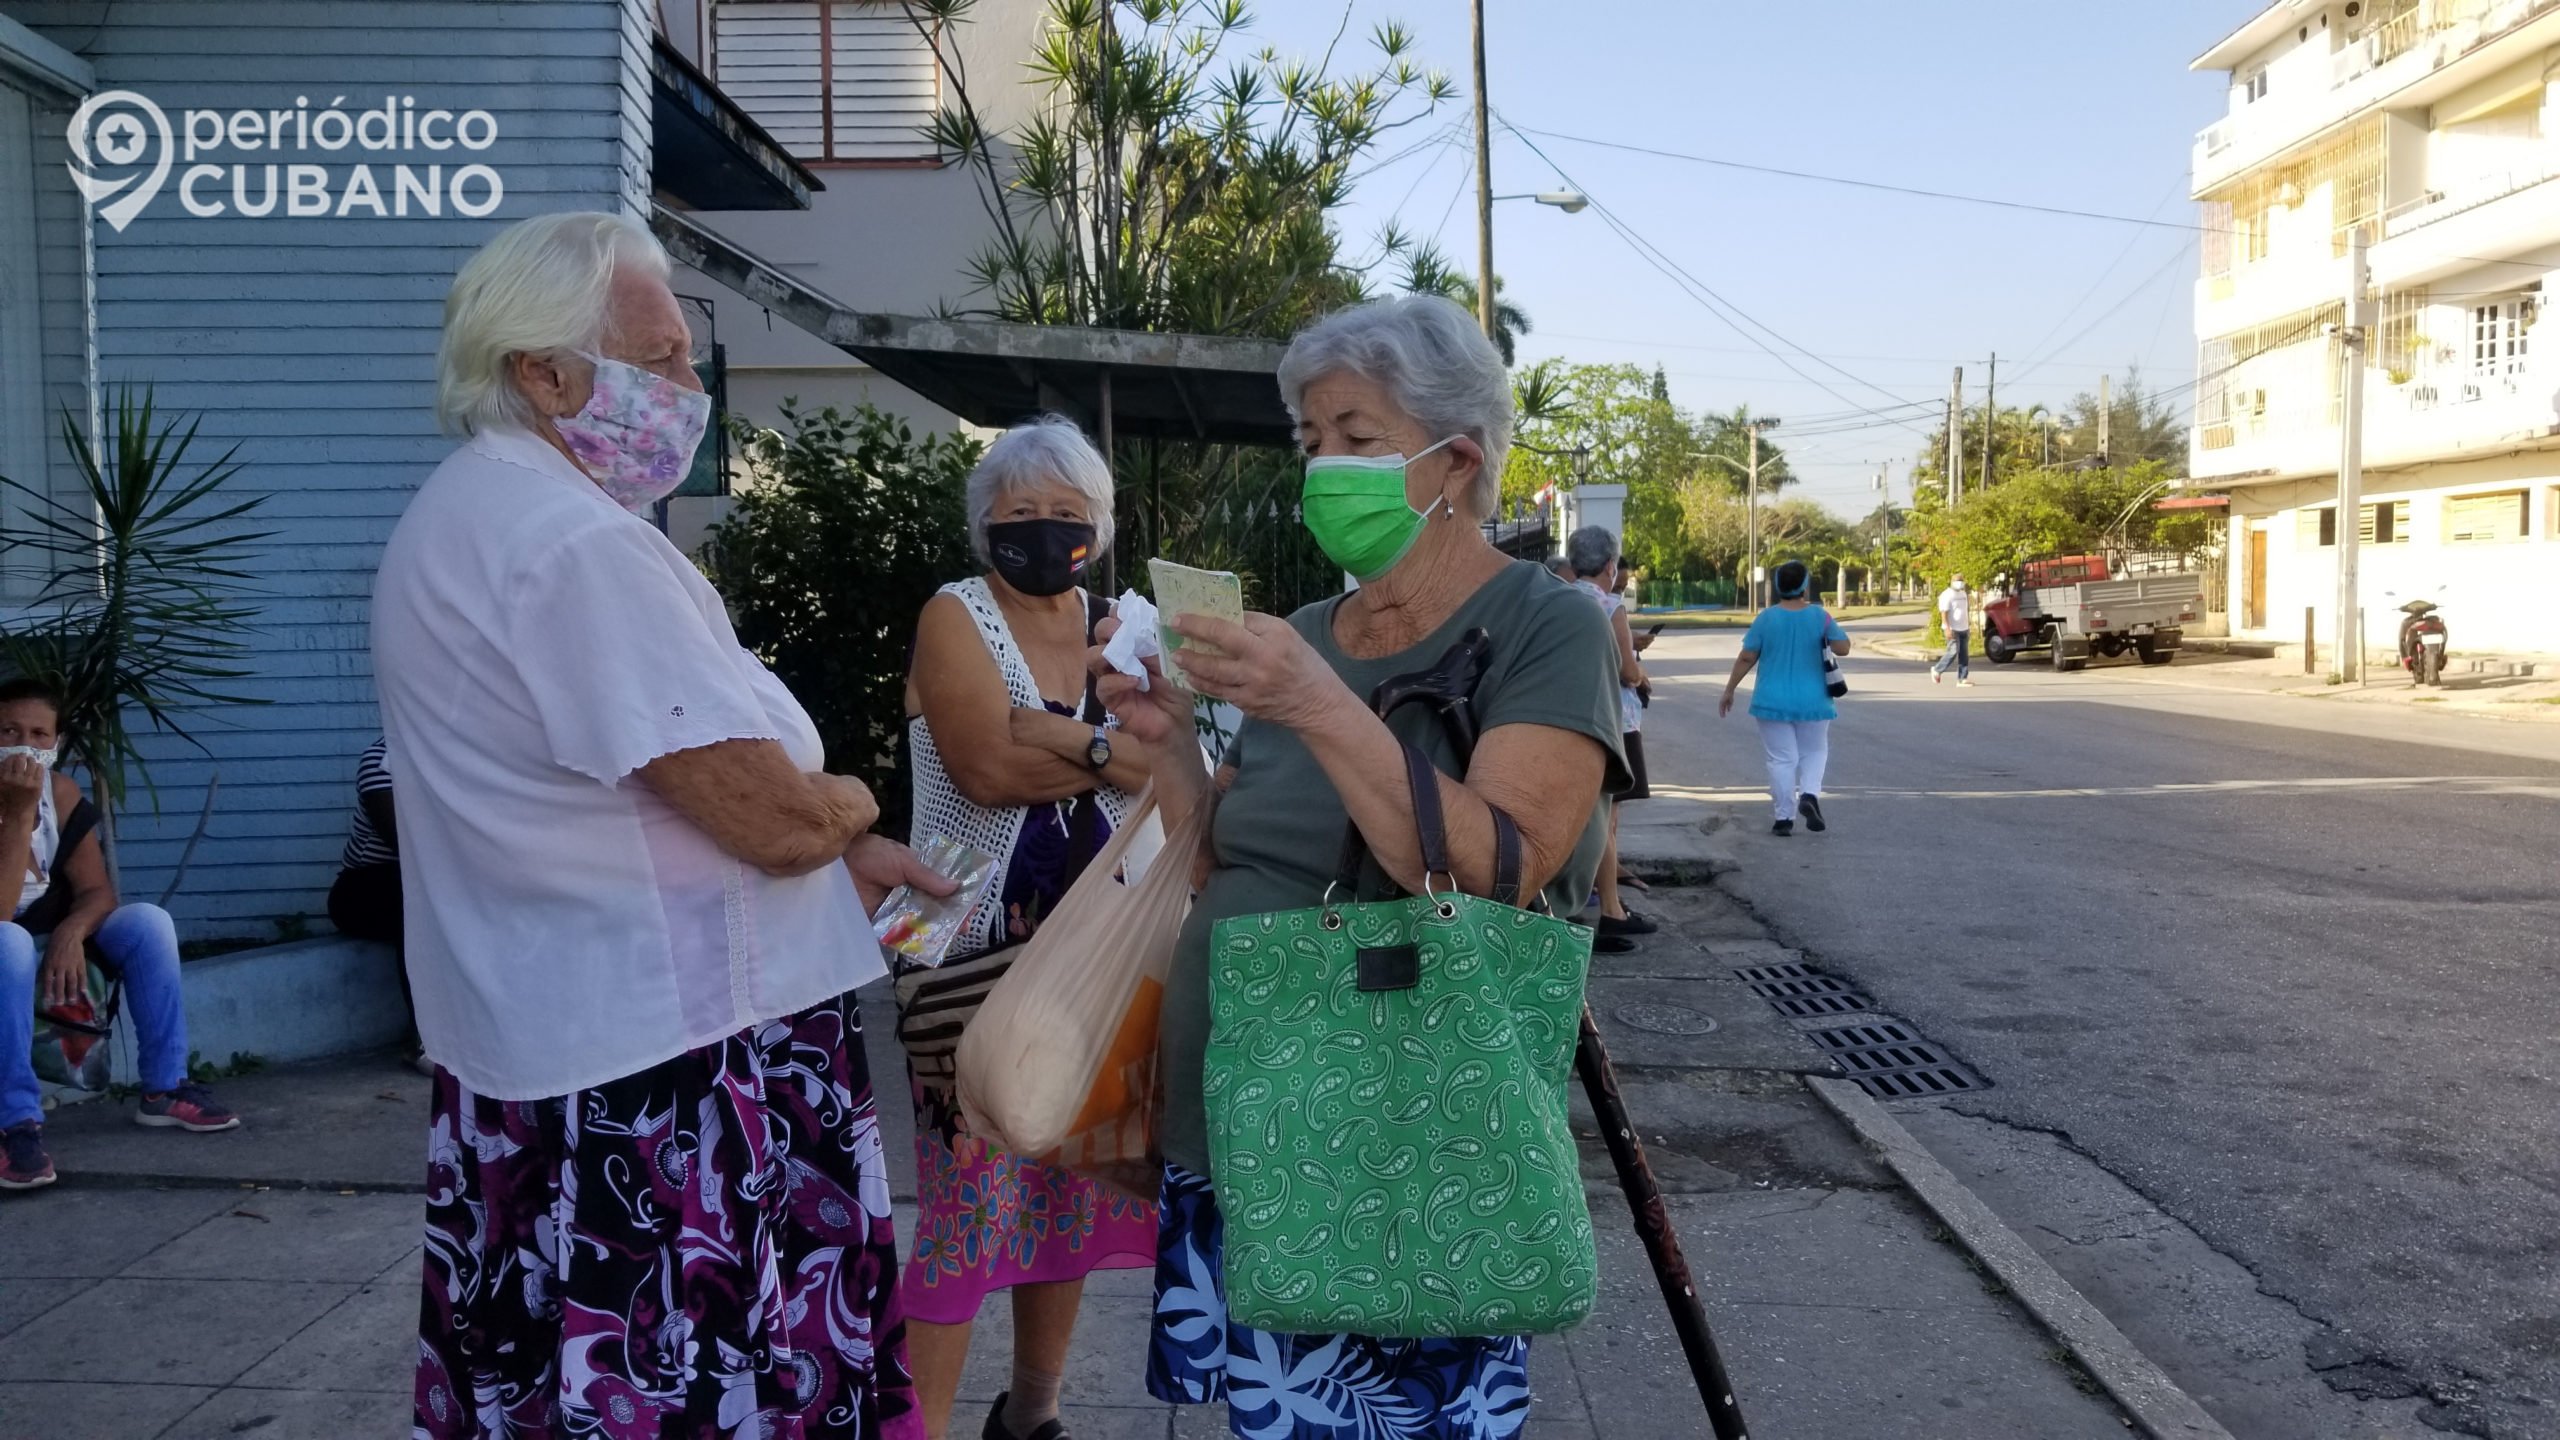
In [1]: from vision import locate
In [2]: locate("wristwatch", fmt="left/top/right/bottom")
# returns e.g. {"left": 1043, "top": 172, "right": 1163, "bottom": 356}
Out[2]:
{"left": 1086, "top": 724, "right": 1112, "bottom": 771}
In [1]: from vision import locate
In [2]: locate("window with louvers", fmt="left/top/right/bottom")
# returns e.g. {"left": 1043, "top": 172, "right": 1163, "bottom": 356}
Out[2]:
{"left": 712, "top": 1, "right": 941, "bottom": 163}
{"left": 2445, "top": 490, "right": 2528, "bottom": 543}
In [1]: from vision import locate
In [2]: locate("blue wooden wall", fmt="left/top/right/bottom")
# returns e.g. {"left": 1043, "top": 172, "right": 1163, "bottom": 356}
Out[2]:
{"left": 9, "top": 0, "right": 652, "bottom": 932}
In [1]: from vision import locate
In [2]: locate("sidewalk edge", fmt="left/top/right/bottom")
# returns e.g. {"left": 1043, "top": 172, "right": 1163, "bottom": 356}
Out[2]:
{"left": 1805, "top": 1077, "right": 2236, "bottom": 1440}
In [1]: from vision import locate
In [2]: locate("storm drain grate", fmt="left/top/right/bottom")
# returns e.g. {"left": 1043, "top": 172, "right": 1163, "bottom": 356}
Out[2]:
{"left": 1729, "top": 964, "right": 1875, "bottom": 1017}
{"left": 1803, "top": 1020, "right": 1919, "bottom": 1051}
{"left": 1804, "top": 1023, "right": 1989, "bottom": 1098}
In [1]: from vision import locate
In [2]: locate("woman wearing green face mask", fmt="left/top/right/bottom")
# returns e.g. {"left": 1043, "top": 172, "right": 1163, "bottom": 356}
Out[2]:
{"left": 1092, "top": 294, "right": 1629, "bottom": 1439}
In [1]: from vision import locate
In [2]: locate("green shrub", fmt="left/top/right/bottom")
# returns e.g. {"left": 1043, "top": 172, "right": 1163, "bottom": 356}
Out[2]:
{"left": 702, "top": 404, "right": 983, "bottom": 841}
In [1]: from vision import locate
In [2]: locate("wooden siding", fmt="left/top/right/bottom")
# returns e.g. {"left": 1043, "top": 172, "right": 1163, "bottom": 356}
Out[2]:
{"left": 9, "top": 0, "right": 652, "bottom": 932}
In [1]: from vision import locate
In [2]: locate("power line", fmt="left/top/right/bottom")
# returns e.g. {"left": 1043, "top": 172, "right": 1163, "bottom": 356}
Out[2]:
{"left": 2015, "top": 178, "right": 2191, "bottom": 370}
{"left": 1535, "top": 331, "right": 2191, "bottom": 374}
{"left": 2004, "top": 239, "right": 2201, "bottom": 391}
{"left": 1496, "top": 115, "right": 1936, "bottom": 434}
{"left": 1509, "top": 121, "right": 2560, "bottom": 281}
{"left": 1511, "top": 123, "right": 2205, "bottom": 231}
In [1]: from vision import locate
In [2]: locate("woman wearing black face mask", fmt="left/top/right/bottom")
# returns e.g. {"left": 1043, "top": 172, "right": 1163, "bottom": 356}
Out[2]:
{"left": 897, "top": 415, "right": 1157, "bottom": 1440}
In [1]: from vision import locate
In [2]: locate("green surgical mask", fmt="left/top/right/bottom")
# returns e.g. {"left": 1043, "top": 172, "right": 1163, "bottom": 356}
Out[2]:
{"left": 1301, "top": 435, "right": 1460, "bottom": 581}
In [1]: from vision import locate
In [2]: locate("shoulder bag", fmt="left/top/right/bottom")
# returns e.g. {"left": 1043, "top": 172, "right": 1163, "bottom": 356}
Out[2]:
{"left": 1204, "top": 742, "right": 1598, "bottom": 1338}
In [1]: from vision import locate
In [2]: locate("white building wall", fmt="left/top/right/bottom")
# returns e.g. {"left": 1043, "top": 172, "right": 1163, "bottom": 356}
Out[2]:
{"left": 2193, "top": 1, "right": 2560, "bottom": 657}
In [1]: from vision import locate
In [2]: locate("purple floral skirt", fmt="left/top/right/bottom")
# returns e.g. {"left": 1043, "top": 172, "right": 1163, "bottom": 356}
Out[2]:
{"left": 415, "top": 993, "right": 922, "bottom": 1440}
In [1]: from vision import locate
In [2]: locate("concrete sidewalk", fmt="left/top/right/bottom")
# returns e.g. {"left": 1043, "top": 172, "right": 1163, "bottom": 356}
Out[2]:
{"left": 0, "top": 883, "right": 2175, "bottom": 1440}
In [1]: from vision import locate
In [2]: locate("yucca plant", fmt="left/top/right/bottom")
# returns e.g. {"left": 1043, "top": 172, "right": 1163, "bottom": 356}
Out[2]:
{"left": 0, "top": 387, "right": 271, "bottom": 856}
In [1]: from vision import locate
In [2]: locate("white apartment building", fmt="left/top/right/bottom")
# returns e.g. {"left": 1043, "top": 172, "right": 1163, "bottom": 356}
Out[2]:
{"left": 2190, "top": 0, "right": 2560, "bottom": 657}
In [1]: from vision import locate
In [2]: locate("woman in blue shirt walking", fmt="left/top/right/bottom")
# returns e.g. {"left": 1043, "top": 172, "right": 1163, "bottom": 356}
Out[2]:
{"left": 1718, "top": 559, "right": 1853, "bottom": 836}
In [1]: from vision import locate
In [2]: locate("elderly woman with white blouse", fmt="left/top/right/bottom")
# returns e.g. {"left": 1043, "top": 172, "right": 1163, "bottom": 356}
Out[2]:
{"left": 374, "top": 211, "right": 943, "bottom": 1440}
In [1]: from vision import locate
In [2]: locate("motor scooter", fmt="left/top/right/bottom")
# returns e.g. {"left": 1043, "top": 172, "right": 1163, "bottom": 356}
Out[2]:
{"left": 2390, "top": 589, "right": 2449, "bottom": 686}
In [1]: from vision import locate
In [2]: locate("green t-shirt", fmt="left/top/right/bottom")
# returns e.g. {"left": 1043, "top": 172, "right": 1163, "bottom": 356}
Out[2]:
{"left": 1157, "top": 559, "right": 1629, "bottom": 1176}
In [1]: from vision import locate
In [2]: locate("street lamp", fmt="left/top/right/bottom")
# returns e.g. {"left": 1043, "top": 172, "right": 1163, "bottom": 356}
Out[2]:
{"left": 1492, "top": 190, "right": 1590, "bottom": 213}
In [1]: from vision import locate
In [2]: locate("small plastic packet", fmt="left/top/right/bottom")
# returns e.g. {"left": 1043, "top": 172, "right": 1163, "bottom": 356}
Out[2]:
{"left": 871, "top": 834, "right": 1002, "bottom": 968}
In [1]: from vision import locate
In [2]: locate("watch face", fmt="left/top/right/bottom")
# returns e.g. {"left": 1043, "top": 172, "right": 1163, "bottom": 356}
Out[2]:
{"left": 1088, "top": 736, "right": 1111, "bottom": 767}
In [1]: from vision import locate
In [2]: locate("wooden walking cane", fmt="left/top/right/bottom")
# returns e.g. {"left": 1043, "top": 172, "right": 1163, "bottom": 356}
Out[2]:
{"left": 1370, "top": 632, "right": 1752, "bottom": 1440}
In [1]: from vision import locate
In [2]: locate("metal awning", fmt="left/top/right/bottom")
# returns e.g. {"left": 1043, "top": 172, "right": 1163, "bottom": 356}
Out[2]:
{"left": 650, "top": 205, "right": 1293, "bottom": 446}
{"left": 2154, "top": 495, "right": 2231, "bottom": 510}
{"left": 651, "top": 35, "right": 823, "bottom": 212}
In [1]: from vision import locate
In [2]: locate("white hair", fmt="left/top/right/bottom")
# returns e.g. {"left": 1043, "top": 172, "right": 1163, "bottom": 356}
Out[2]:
{"left": 436, "top": 211, "right": 670, "bottom": 439}
{"left": 1565, "top": 524, "right": 1619, "bottom": 578}
{"left": 1277, "top": 294, "right": 1513, "bottom": 517}
{"left": 965, "top": 415, "right": 1116, "bottom": 568}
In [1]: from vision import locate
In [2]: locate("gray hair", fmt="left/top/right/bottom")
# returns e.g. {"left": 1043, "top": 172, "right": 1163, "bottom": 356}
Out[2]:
{"left": 965, "top": 415, "right": 1116, "bottom": 567}
{"left": 1543, "top": 553, "right": 1576, "bottom": 580}
{"left": 1277, "top": 294, "right": 1513, "bottom": 517}
{"left": 437, "top": 211, "right": 669, "bottom": 439}
{"left": 1565, "top": 524, "right": 1619, "bottom": 578}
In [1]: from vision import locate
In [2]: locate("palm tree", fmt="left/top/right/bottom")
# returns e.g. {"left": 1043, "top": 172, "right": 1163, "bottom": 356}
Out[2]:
{"left": 1398, "top": 243, "right": 1533, "bottom": 364}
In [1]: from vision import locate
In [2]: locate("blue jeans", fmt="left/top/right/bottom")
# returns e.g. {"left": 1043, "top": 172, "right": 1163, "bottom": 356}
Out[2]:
{"left": 1, "top": 903, "right": 188, "bottom": 1127}
{"left": 1932, "top": 629, "right": 1971, "bottom": 680}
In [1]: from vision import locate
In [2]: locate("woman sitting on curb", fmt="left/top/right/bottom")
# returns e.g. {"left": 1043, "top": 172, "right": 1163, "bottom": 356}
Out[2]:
{"left": 1, "top": 678, "right": 239, "bottom": 1193}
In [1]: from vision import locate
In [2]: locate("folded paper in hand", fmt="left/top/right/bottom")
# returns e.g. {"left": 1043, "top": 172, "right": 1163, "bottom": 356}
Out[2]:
{"left": 1100, "top": 589, "right": 1160, "bottom": 690}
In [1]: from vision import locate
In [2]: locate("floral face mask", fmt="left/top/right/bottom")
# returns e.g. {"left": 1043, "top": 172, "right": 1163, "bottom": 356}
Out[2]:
{"left": 551, "top": 352, "right": 712, "bottom": 513}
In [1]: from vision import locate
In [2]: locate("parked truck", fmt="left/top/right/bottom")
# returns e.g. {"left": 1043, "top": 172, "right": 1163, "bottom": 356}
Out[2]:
{"left": 1981, "top": 551, "right": 2204, "bottom": 672}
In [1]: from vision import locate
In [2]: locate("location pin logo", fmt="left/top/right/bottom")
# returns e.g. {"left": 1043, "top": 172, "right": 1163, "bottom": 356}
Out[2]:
{"left": 66, "top": 90, "right": 173, "bottom": 232}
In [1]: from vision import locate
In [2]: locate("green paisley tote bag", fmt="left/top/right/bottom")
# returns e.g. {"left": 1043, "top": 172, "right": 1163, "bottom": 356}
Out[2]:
{"left": 1205, "top": 742, "right": 1597, "bottom": 1338}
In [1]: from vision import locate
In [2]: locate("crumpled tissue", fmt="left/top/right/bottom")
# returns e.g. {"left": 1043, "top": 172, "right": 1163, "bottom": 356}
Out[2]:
{"left": 1099, "top": 589, "right": 1161, "bottom": 690}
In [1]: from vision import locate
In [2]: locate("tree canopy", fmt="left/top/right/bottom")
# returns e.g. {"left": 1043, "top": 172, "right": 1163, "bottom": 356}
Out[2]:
{"left": 915, "top": 0, "right": 1450, "bottom": 338}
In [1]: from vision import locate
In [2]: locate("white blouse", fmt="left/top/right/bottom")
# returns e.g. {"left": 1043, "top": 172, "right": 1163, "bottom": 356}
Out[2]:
{"left": 371, "top": 426, "right": 882, "bottom": 1100}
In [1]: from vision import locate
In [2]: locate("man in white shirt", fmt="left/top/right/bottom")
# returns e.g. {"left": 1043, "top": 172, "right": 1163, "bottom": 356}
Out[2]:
{"left": 1932, "top": 576, "right": 1975, "bottom": 686}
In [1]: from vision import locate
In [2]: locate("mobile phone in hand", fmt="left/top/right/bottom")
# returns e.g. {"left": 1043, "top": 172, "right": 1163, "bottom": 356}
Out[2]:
{"left": 1646, "top": 623, "right": 1667, "bottom": 637}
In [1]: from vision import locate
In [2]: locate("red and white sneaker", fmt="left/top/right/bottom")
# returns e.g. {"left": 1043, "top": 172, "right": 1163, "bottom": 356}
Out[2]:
{"left": 136, "top": 1082, "right": 241, "bottom": 1133}
{"left": 1, "top": 1121, "right": 55, "bottom": 1191}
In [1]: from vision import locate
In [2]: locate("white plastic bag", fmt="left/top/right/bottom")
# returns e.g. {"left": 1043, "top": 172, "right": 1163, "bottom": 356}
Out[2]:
{"left": 955, "top": 784, "right": 1209, "bottom": 1195}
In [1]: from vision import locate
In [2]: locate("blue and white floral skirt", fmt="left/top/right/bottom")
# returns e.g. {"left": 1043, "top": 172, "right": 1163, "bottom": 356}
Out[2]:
{"left": 1146, "top": 1164, "right": 1533, "bottom": 1440}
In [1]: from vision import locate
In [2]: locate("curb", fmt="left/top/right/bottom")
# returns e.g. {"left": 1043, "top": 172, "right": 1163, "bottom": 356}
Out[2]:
{"left": 1806, "top": 1077, "right": 2237, "bottom": 1440}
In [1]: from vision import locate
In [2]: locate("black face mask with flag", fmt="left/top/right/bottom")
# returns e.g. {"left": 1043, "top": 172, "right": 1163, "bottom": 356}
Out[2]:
{"left": 985, "top": 518, "right": 1096, "bottom": 597}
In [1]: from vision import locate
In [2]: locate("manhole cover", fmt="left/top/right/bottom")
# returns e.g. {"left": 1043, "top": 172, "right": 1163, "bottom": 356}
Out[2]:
{"left": 1613, "top": 1002, "right": 1719, "bottom": 1036}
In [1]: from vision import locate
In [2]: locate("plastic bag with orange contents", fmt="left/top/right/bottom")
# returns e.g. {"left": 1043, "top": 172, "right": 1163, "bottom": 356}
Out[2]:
{"left": 955, "top": 784, "right": 1209, "bottom": 1198}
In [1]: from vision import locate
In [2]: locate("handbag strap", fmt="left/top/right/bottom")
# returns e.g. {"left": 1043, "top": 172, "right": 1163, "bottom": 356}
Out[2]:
{"left": 1328, "top": 740, "right": 1525, "bottom": 909}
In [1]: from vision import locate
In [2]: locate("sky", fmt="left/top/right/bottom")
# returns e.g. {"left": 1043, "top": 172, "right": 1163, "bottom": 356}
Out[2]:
{"left": 1242, "top": 1, "right": 2252, "bottom": 519}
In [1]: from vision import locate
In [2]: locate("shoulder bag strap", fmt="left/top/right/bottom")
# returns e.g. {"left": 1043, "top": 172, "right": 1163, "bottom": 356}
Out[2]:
{"left": 1331, "top": 742, "right": 1525, "bottom": 907}
{"left": 1490, "top": 808, "right": 1523, "bottom": 908}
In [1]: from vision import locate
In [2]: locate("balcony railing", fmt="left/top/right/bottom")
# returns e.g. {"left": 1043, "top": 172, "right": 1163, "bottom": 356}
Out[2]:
{"left": 2196, "top": 0, "right": 2560, "bottom": 170}
{"left": 2385, "top": 155, "right": 2560, "bottom": 236}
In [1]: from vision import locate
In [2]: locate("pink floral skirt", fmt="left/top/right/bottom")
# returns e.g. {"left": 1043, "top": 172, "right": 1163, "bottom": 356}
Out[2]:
{"left": 416, "top": 994, "right": 922, "bottom": 1439}
{"left": 899, "top": 1070, "right": 1156, "bottom": 1325}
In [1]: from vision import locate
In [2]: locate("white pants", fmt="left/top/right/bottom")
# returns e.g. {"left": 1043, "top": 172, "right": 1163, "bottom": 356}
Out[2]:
{"left": 1756, "top": 719, "right": 1831, "bottom": 820}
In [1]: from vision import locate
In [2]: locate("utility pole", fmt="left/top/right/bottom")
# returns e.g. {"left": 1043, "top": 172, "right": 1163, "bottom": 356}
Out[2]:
{"left": 1746, "top": 422, "right": 1763, "bottom": 609}
{"left": 1470, "top": 0, "right": 1496, "bottom": 343}
{"left": 1981, "top": 351, "right": 1997, "bottom": 494}
{"left": 1875, "top": 465, "right": 1891, "bottom": 602}
{"left": 2336, "top": 226, "right": 2373, "bottom": 682}
{"left": 2097, "top": 374, "right": 2112, "bottom": 467}
{"left": 1945, "top": 366, "right": 1964, "bottom": 505}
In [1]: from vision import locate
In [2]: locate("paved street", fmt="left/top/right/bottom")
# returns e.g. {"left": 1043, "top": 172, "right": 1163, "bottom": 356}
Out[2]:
{"left": 1635, "top": 617, "right": 2560, "bottom": 1439}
